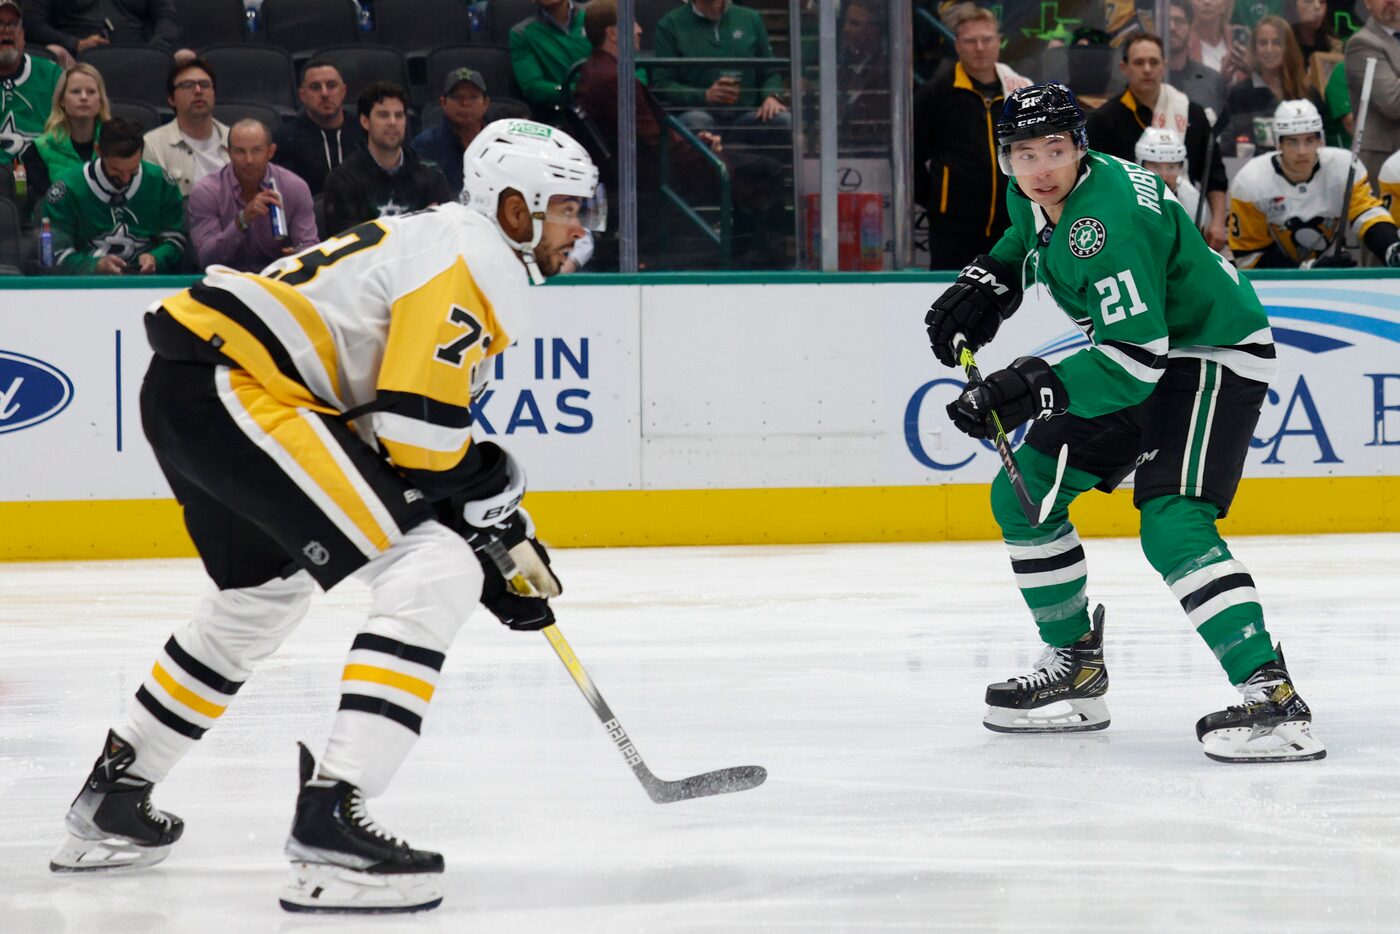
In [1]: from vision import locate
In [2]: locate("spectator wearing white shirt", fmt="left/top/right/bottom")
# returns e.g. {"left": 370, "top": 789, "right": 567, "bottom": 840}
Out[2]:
{"left": 143, "top": 56, "right": 229, "bottom": 196}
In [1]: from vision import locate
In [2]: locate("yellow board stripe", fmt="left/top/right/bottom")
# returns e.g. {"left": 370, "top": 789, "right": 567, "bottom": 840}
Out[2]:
{"left": 342, "top": 664, "right": 436, "bottom": 702}
{"left": 151, "top": 662, "right": 227, "bottom": 719}
{"left": 226, "top": 370, "right": 395, "bottom": 552}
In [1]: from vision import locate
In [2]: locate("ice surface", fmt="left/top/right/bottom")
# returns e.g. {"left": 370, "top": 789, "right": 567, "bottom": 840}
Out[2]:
{"left": 3, "top": 535, "right": 1399, "bottom": 932}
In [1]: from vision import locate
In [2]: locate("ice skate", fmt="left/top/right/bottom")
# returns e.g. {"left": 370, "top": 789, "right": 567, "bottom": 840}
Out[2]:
{"left": 1196, "top": 647, "right": 1325, "bottom": 763}
{"left": 983, "top": 604, "right": 1110, "bottom": 733}
{"left": 279, "top": 743, "right": 444, "bottom": 914}
{"left": 50, "top": 729, "right": 184, "bottom": 873}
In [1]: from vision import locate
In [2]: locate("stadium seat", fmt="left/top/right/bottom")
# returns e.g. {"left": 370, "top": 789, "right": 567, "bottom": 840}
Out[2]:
{"left": 426, "top": 45, "right": 521, "bottom": 104}
{"left": 488, "top": 0, "right": 534, "bottom": 46}
{"left": 108, "top": 99, "right": 163, "bottom": 134}
{"left": 260, "top": 0, "right": 360, "bottom": 55}
{"left": 78, "top": 46, "right": 174, "bottom": 110}
{"left": 173, "top": 0, "right": 247, "bottom": 49}
{"left": 310, "top": 45, "right": 412, "bottom": 100}
{"left": 375, "top": 0, "right": 475, "bottom": 56}
{"left": 0, "top": 199, "right": 21, "bottom": 275}
{"left": 213, "top": 100, "right": 283, "bottom": 132}
{"left": 201, "top": 45, "right": 298, "bottom": 114}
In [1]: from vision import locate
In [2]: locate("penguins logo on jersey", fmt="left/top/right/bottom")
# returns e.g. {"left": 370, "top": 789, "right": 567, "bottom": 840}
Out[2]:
{"left": 1283, "top": 216, "right": 1333, "bottom": 253}
{"left": 1068, "top": 218, "right": 1107, "bottom": 258}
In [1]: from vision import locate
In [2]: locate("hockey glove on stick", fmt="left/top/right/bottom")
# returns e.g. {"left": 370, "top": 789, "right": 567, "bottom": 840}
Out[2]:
{"left": 925, "top": 254, "right": 1023, "bottom": 368}
{"left": 947, "top": 355, "right": 1068, "bottom": 440}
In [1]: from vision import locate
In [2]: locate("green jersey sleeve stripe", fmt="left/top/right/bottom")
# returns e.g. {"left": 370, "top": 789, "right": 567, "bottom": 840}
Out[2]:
{"left": 1093, "top": 341, "right": 1167, "bottom": 385}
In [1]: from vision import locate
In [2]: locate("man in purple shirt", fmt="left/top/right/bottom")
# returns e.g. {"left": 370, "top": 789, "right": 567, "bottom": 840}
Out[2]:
{"left": 187, "top": 119, "right": 318, "bottom": 272}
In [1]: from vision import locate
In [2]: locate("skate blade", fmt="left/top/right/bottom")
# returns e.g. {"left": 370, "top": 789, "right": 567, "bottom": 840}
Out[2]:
{"left": 983, "top": 697, "right": 1110, "bottom": 734}
{"left": 49, "top": 832, "right": 172, "bottom": 873}
{"left": 279, "top": 861, "right": 443, "bottom": 914}
{"left": 1202, "top": 720, "right": 1327, "bottom": 763}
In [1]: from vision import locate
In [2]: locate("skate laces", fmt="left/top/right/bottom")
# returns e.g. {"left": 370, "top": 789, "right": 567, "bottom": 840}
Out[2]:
{"left": 1234, "top": 670, "right": 1287, "bottom": 709}
{"left": 345, "top": 788, "right": 404, "bottom": 846}
{"left": 1013, "top": 645, "right": 1072, "bottom": 689}
{"left": 139, "top": 789, "right": 171, "bottom": 829}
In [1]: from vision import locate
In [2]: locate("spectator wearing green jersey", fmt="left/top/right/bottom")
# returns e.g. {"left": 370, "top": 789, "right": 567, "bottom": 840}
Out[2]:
{"left": 652, "top": 0, "right": 791, "bottom": 143}
{"left": 509, "top": 0, "right": 591, "bottom": 123}
{"left": 35, "top": 62, "right": 107, "bottom": 181}
{"left": 42, "top": 117, "right": 188, "bottom": 274}
{"left": 0, "top": 0, "right": 61, "bottom": 163}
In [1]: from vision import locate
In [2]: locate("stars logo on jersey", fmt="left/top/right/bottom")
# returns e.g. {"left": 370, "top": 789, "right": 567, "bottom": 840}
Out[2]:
{"left": 93, "top": 221, "right": 146, "bottom": 260}
{"left": 1068, "top": 217, "right": 1107, "bottom": 258}
{"left": 376, "top": 198, "right": 408, "bottom": 217}
{"left": 0, "top": 111, "right": 29, "bottom": 158}
{"left": 46, "top": 181, "right": 67, "bottom": 203}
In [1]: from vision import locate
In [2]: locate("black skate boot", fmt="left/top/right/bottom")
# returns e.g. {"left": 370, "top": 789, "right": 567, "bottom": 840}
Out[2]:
{"left": 49, "top": 729, "right": 184, "bottom": 872}
{"left": 983, "top": 604, "right": 1110, "bottom": 733}
{"left": 1196, "top": 646, "right": 1325, "bottom": 763}
{"left": 279, "top": 743, "right": 444, "bottom": 914}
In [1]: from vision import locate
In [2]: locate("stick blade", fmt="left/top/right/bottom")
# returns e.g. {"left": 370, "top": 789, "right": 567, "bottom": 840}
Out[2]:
{"left": 644, "top": 765, "right": 767, "bottom": 804}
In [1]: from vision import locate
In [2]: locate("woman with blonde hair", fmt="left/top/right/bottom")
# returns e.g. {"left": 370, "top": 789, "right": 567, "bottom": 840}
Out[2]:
{"left": 1224, "top": 16, "right": 1318, "bottom": 153}
{"left": 35, "top": 63, "right": 112, "bottom": 182}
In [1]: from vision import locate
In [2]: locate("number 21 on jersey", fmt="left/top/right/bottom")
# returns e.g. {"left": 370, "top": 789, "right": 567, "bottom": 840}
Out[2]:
{"left": 1093, "top": 269, "right": 1148, "bottom": 324}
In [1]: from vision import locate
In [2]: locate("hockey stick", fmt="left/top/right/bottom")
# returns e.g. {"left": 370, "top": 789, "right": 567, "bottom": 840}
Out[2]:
{"left": 1193, "top": 126, "right": 1215, "bottom": 233}
{"left": 953, "top": 333, "right": 1068, "bottom": 527}
{"left": 481, "top": 538, "right": 767, "bottom": 804}
{"left": 1330, "top": 56, "right": 1377, "bottom": 262}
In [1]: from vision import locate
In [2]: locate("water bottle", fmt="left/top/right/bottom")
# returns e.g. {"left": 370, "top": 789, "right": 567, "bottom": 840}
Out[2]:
{"left": 244, "top": 0, "right": 260, "bottom": 33}
{"left": 39, "top": 217, "right": 54, "bottom": 269}
{"left": 12, "top": 160, "right": 25, "bottom": 201}
{"left": 266, "top": 177, "right": 289, "bottom": 242}
{"left": 356, "top": 0, "right": 374, "bottom": 31}
{"left": 467, "top": 1, "right": 486, "bottom": 40}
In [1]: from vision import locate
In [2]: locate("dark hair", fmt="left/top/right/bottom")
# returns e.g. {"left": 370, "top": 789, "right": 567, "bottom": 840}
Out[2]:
{"left": 1121, "top": 31, "right": 1165, "bottom": 61}
{"left": 299, "top": 58, "right": 344, "bottom": 86}
{"left": 167, "top": 56, "right": 216, "bottom": 96}
{"left": 1170, "top": 0, "right": 1193, "bottom": 22}
{"left": 97, "top": 117, "right": 146, "bottom": 158}
{"left": 357, "top": 81, "right": 410, "bottom": 118}
{"left": 584, "top": 0, "right": 616, "bottom": 49}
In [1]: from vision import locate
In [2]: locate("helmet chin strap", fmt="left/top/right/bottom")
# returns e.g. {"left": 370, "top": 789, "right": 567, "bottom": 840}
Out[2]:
{"left": 497, "top": 214, "right": 547, "bottom": 284}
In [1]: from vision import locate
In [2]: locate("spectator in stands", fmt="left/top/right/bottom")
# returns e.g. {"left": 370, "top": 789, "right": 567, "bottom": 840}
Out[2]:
{"left": 576, "top": 0, "right": 786, "bottom": 268}
{"left": 322, "top": 82, "right": 452, "bottom": 235}
{"left": 22, "top": 0, "right": 190, "bottom": 68}
{"left": 1086, "top": 31, "right": 1228, "bottom": 248}
{"left": 1345, "top": 0, "right": 1400, "bottom": 195}
{"left": 144, "top": 57, "right": 228, "bottom": 197}
{"left": 0, "top": 0, "right": 58, "bottom": 219}
{"left": 187, "top": 118, "right": 316, "bottom": 272}
{"left": 273, "top": 60, "right": 365, "bottom": 197}
{"left": 1223, "top": 16, "right": 1316, "bottom": 154}
{"left": 42, "top": 116, "right": 187, "bottom": 273}
{"left": 912, "top": 5, "right": 1028, "bottom": 270}
{"left": 1187, "top": 0, "right": 1246, "bottom": 84}
{"left": 1166, "top": 0, "right": 1227, "bottom": 122}
{"left": 411, "top": 67, "right": 489, "bottom": 198}
{"left": 838, "top": 0, "right": 889, "bottom": 149}
{"left": 1322, "top": 52, "right": 1352, "bottom": 146}
{"left": 1293, "top": 0, "right": 1341, "bottom": 68}
{"left": 35, "top": 62, "right": 107, "bottom": 180}
{"left": 510, "top": 0, "right": 590, "bottom": 123}
{"left": 652, "top": 0, "right": 791, "bottom": 142}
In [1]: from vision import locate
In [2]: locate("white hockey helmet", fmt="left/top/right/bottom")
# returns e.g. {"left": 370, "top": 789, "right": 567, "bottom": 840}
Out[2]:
{"left": 462, "top": 119, "right": 602, "bottom": 279}
{"left": 1135, "top": 127, "right": 1187, "bottom": 166}
{"left": 1272, "top": 99, "right": 1323, "bottom": 140}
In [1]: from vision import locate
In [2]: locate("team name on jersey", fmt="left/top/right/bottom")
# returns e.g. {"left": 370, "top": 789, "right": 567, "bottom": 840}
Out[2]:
{"left": 1112, "top": 156, "right": 1163, "bottom": 216}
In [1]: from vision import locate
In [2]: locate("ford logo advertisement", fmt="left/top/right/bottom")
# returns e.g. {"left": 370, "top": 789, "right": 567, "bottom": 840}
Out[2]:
{"left": 0, "top": 350, "right": 75, "bottom": 434}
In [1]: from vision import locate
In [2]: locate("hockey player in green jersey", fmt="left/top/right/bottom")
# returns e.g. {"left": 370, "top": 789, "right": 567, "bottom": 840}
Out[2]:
{"left": 41, "top": 117, "right": 187, "bottom": 274}
{"left": 925, "top": 83, "right": 1324, "bottom": 763}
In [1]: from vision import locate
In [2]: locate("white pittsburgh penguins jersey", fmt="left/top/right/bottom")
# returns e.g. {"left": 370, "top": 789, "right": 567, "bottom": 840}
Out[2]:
{"left": 1227, "top": 147, "right": 1392, "bottom": 267}
{"left": 160, "top": 203, "right": 528, "bottom": 496}
{"left": 1381, "top": 150, "right": 1400, "bottom": 226}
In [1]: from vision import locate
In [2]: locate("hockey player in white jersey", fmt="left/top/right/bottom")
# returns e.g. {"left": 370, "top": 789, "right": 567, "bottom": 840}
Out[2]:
{"left": 1381, "top": 149, "right": 1400, "bottom": 225}
{"left": 49, "top": 120, "right": 601, "bottom": 914}
{"left": 1135, "top": 127, "right": 1212, "bottom": 233}
{"left": 1227, "top": 99, "right": 1400, "bottom": 269}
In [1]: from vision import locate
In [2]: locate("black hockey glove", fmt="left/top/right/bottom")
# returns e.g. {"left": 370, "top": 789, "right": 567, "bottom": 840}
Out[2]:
{"left": 947, "top": 356, "right": 1068, "bottom": 439}
{"left": 464, "top": 514, "right": 561, "bottom": 632}
{"left": 925, "top": 254, "right": 1023, "bottom": 368}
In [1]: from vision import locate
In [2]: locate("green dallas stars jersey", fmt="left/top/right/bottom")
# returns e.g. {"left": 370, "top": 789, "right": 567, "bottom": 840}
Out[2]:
{"left": 0, "top": 54, "right": 62, "bottom": 162}
{"left": 989, "top": 150, "right": 1276, "bottom": 419}
{"left": 42, "top": 159, "right": 189, "bottom": 274}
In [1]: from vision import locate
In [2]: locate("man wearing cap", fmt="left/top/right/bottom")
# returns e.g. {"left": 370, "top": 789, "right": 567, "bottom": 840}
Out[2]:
{"left": 0, "top": 0, "right": 61, "bottom": 207}
{"left": 411, "top": 68, "right": 489, "bottom": 198}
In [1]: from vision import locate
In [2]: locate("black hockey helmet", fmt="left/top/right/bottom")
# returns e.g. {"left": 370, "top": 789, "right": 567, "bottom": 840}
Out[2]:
{"left": 994, "top": 83, "right": 1088, "bottom": 176}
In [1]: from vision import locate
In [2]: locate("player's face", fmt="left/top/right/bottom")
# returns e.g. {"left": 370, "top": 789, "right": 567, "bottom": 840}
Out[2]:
{"left": 1142, "top": 160, "right": 1183, "bottom": 190}
{"left": 299, "top": 67, "right": 346, "bottom": 122}
{"left": 1295, "top": 0, "right": 1326, "bottom": 29}
{"left": 62, "top": 72, "right": 103, "bottom": 120}
{"left": 441, "top": 84, "right": 489, "bottom": 133}
{"left": 101, "top": 151, "right": 144, "bottom": 187}
{"left": 1278, "top": 133, "right": 1322, "bottom": 180}
{"left": 534, "top": 195, "right": 588, "bottom": 277}
{"left": 0, "top": 9, "right": 23, "bottom": 70}
{"left": 1003, "top": 135, "right": 1081, "bottom": 206}
{"left": 1121, "top": 40, "right": 1165, "bottom": 102}
{"left": 363, "top": 99, "right": 407, "bottom": 150}
{"left": 1254, "top": 24, "right": 1285, "bottom": 71}
{"left": 954, "top": 21, "right": 999, "bottom": 75}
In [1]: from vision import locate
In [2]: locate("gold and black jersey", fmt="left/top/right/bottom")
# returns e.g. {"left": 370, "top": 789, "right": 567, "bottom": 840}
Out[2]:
{"left": 159, "top": 203, "right": 527, "bottom": 497}
{"left": 1228, "top": 148, "right": 1392, "bottom": 267}
{"left": 1381, "top": 150, "right": 1400, "bottom": 226}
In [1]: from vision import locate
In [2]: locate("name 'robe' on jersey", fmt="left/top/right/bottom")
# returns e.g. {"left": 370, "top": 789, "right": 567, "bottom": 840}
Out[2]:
{"left": 1228, "top": 147, "right": 1391, "bottom": 267}
{"left": 158, "top": 203, "right": 528, "bottom": 498}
